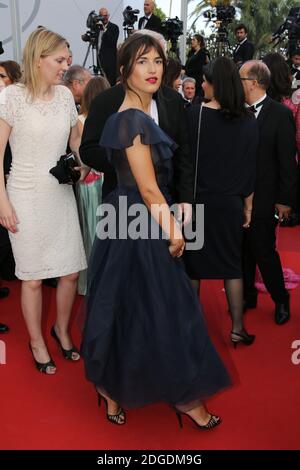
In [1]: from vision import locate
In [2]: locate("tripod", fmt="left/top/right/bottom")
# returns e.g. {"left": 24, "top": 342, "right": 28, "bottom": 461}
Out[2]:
{"left": 82, "top": 42, "right": 104, "bottom": 76}
{"left": 123, "top": 25, "right": 135, "bottom": 39}
{"left": 168, "top": 39, "right": 181, "bottom": 60}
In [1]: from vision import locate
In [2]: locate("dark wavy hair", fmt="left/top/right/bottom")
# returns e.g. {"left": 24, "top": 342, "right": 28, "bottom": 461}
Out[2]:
{"left": 193, "top": 34, "right": 205, "bottom": 48}
{"left": 203, "top": 57, "right": 247, "bottom": 119}
{"left": 262, "top": 52, "right": 292, "bottom": 101}
{"left": 164, "top": 58, "right": 182, "bottom": 88}
{"left": 0, "top": 60, "right": 21, "bottom": 83}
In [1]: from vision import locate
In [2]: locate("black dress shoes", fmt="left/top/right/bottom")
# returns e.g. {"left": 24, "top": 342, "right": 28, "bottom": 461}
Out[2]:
{"left": 0, "top": 287, "right": 10, "bottom": 299}
{"left": 0, "top": 322, "right": 9, "bottom": 333}
{"left": 275, "top": 298, "right": 290, "bottom": 325}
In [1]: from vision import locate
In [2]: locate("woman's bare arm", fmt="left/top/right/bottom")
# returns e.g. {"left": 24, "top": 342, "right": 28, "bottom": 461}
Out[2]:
{"left": 125, "top": 135, "right": 184, "bottom": 257}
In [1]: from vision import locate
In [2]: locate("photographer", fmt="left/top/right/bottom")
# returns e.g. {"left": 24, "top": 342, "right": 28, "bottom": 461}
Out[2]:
{"left": 288, "top": 49, "right": 300, "bottom": 89}
{"left": 97, "top": 7, "right": 119, "bottom": 86}
{"left": 138, "top": 1, "right": 162, "bottom": 34}
{"left": 233, "top": 24, "right": 254, "bottom": 66}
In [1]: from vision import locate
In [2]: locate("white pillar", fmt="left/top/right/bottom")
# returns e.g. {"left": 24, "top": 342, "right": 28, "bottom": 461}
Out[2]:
{"left": 10, "top": 0, "right": 22, "bottom": 63}
{"left": 179, "top": 0, "right": 188, "bottom": 64}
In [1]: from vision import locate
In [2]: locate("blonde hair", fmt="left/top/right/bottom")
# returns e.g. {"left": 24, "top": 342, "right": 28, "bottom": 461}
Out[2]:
{"left": 22, "top": 28, "right": 67, "bottom": 98}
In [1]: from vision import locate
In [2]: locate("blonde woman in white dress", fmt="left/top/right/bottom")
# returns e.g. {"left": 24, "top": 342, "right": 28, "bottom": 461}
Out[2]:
{"left": 0, "top": 29, "right": 88, "bottom": 374}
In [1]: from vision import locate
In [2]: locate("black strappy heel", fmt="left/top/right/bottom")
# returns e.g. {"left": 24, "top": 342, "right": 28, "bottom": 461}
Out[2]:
{"left": 29, "top": 343, "right": 56, "bottom": 374}
{"left": 97, "top": 390, "right": 126, "bottom": 425}
{"left": 175, "top": 409, "right": 221, "bottom": 430}
{"left": 51, "top": 326, "right": 80, "bottom": 361}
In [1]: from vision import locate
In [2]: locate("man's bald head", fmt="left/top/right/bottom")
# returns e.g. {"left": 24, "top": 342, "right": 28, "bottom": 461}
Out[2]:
{"left": 239, "top": 60, "right": 271, "bottom": 104}
{"left": 99, "top": 7, "right": 109, "bottom": 25}
{"left": 240, "top": 60, "right": 271, "bottom": 91}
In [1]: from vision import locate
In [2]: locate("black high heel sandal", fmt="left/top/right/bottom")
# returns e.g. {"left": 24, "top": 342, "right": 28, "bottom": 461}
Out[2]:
{"left": 175, "top": 409, "right": 221, "bottom": 430}
{"left": 29, "top": 343, "right": 56, "bottom": 374}
{"left": 97, "top": 390, "right": 126, "bottom": 425}
{"left": 51, "top": 326, "right": 80, "bottom": 361}
{"left": 231, "top": 330, "right": 255, "bottom": 349}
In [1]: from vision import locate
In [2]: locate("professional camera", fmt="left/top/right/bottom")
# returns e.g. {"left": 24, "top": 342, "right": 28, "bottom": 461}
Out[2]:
{"left": 203, "top": 3, "right": 235, "bottom": 53}
{"left": 81, "top": 10, "right": 104, "bottom": 46}
{"left": 86, "top": 10, "right": 105, "bottom": 29}
{"left": 123, "top": 5, "right": 140, "bottom": 27}
{"left": 162, "top": 16, "right": 183, "bottom": 43}
{"left": 161, "top": 16, "right": 183, "bottom": 55}
{"left": 216, "top": 5, "right": 235, "bottom": 24}
{"left": 204, "top": 5, "right": 236, "bottom": 26}
{"left": 271, "top": 7, "right": 300, "bottom": 55}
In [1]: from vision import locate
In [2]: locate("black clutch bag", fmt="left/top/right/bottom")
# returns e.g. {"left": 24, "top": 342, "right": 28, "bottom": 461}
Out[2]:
{"left": 49, "top": 152, "right": 80, "bottom": 184}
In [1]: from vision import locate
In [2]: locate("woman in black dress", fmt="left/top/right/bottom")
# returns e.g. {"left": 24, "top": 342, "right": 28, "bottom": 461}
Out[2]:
{"left": 81, "top": 34, "right": 230, "bottom": 428}
{"left": 184, "top": 34, "right": 210, "bottom": 96}
{"left": 184, "top": 57, "right": 258, "bottom": 348}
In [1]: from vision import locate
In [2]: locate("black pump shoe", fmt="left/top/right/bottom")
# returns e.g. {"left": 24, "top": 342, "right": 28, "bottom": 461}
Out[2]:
{"left": 231, "top": 330, "right": 255, "bottom": 348}
{"left": 51, "top": 326, "right": 80, "bottom": 361}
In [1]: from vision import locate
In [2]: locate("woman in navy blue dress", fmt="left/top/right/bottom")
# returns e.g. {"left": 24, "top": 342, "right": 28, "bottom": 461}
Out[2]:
{"left": 81, "top": 34, "right": 230, "bottom": 428}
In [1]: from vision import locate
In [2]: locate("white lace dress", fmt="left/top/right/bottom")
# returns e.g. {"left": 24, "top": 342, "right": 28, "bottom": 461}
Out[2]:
{"left": 0, "top": 84, "right": 87, "bottom": 280}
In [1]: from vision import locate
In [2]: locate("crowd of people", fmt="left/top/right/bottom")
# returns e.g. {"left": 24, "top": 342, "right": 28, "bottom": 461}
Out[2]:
{"left": 0, "top": 2, "right": 299, "bottom": 430}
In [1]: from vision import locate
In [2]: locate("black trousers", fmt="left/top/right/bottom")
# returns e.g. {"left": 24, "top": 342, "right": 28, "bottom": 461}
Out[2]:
{"left": 243, "top": 217, "right": 288, "bottom": 304}
{"left": 0, "top": 226, "right": 15, "bottom": 281}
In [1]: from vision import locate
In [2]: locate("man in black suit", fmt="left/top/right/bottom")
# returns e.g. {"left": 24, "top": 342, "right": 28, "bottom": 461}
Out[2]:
{"left": 80, "top": 84, "right": 193, "bottom": 216}
{"left": 239, "top": 60, "right": 298, "bottom": 325}
{"left": 233, "top": 24, "right": 254, "bottom": 67}
{"left": 97, "top": 7, "right": 119, "bottom": 86}
{"left": 182, "top": 77, "right": 202, "bottom": 107}
{"left": 288, "top": 49, "right": 300, "bottom": 90}
{"left": 138, "top": 1, "right": 162, "bottom": 34}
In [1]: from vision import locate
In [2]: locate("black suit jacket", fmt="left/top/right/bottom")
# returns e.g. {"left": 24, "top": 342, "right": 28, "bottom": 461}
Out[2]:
{"left": 98, "top": 22, "right": 119, "bottom": 85}
{"left": 233, "top": 39, "right": 254, "bottom": 64}
{"left": 138, "top": 14, "right": 162, "bottom": 33}
{"left": 80, "top": 84, "right": 193, "bottom": 203}
{"left": 252, "top": 96, "right": 297, "bottom": 218}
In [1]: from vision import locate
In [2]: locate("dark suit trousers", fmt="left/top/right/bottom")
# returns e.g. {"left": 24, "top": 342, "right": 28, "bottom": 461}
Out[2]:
{"left": 0, "top": 226, "right": 15, "bottom": 280}
{"left": 243, "top": 218, "right": 288, "bottom": 303}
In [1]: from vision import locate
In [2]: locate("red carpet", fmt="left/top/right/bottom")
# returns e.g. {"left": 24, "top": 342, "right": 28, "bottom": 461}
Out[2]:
{"left": 1, "top": 227, "right": 300, "bottom": 450}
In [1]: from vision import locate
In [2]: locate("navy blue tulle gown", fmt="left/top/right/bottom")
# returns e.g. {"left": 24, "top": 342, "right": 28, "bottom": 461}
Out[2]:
{"left": 81, "top": 109, "right": 230, "bottom": 411}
